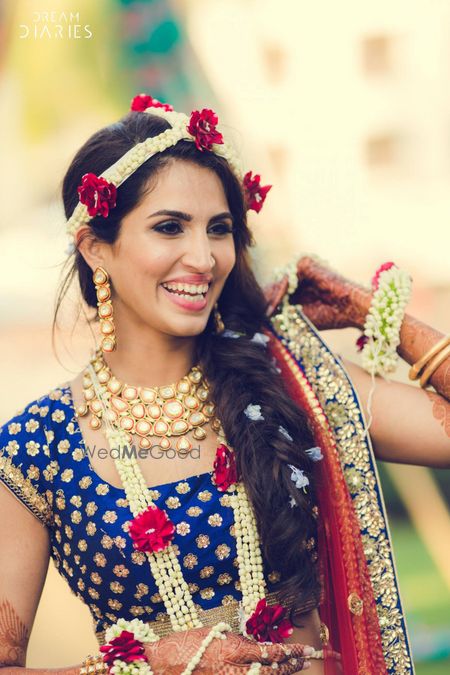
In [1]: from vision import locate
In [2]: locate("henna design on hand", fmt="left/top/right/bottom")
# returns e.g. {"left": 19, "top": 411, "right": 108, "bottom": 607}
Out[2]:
{"left": 425, "top": 390, "right": 450, "bottom": 439}
{"left": 398, "top": 314, "right": 450, "bottom": 402}
{"left": 144, "top": 626, "right": 309, "bottom": 674}
{"left": 264, "top": 256, "right": 371, "bottom": 330}
{"left": 0, "top": 599, "right": 29, "bottom": 668}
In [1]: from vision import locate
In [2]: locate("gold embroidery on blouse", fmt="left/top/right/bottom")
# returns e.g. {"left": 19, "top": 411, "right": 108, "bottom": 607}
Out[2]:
{"left": 0, "top": 453, "right": 53, "bottom": 526}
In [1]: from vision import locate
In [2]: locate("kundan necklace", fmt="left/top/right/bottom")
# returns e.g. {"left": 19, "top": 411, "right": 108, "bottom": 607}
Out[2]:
{"left": 83, "top": 356, "right": 297, "bottom": 674}
{"left": 76, "top": 348, "right": 217, "bottom": 456}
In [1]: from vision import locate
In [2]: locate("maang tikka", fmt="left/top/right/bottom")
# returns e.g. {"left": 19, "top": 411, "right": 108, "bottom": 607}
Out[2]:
{"left": 93, "top": 266, "right": 116, "bottom": 353}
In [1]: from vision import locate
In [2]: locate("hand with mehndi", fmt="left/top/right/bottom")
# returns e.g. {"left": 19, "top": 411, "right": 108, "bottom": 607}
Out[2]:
{"left": 143, "top": 625, "right": 314, "bottom": 673}
{"left": 264, "top": 255, "right": 372, "bottom": 331}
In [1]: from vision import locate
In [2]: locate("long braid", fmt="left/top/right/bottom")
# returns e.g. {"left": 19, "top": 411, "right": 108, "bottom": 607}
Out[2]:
{"left": 198, "top": 279, "right": 322, "bottom": 617}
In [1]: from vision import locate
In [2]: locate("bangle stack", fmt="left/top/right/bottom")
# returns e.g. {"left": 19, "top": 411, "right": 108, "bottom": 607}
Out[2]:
{"left": 408, "top": 335, "right": 450, "bottom": 388}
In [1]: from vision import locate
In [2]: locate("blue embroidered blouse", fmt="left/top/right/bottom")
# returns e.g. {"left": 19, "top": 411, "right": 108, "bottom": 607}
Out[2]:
{"left": 0, "top": 384, "right": 301, "bottom": 642}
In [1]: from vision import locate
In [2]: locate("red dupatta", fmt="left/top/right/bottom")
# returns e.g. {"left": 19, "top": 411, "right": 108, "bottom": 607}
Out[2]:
{"left": 265, "top": 302, "right": 414, "bottom": 674}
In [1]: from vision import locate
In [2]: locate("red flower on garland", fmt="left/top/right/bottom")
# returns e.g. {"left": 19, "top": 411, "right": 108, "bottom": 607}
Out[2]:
{"left": 243, "top": 171, "right": 272, "bottom": 213}
{"left": 371, "top": 261, "right": 396, "bottom": 291}
{"left": 187, "top": 108, "right": 224, "bottom": 151}
{"left": 246, "top": 598, "right": 293, "bottom": 643}
{"left": 77, "top": 173, "right": 117, "bottom": 218}
{"left": 130, "top": 93, "right": 174, "bottom": 112}
{"left": 212, "top": 443, "right": 237, "bottom": 492}
{"left": 355, "top": 334, "right": 369, "bottom": 352}
{"left": 99, "top": 629, "right": 147, "bottom": 666}
{"left": 129, "top": 505, "right": 175, "bottom": 553}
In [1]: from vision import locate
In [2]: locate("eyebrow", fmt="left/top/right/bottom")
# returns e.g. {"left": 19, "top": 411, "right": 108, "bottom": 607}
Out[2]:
{"left": 147, "top": 209, "right": 234, "bottom": 223}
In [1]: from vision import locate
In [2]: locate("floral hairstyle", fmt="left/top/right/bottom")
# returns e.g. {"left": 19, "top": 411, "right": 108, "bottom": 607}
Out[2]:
{"left": 54, "top": 97, "right": 321, "bottom": 622}
{"left": 65, "top": 93, "right": 272, "bottom": 254}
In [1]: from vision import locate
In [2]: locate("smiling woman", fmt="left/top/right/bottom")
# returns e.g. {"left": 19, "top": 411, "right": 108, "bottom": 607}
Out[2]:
{"left": 1, "top": 93, "right": 447, "bottom": 675}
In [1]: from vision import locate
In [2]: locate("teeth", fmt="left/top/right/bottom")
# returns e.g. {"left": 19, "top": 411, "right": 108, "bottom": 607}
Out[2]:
{"left": 162, "top": 282, "right": 209, "bottom": 295}
{"left": 171, "top": 292, "right": 204, "bottom": 302}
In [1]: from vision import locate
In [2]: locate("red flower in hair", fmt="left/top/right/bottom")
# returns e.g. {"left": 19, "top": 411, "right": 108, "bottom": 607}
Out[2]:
{"left": 130, "top": 93, "right": 173, "bottom": 112}
{"left": 371, "top": 261, "right": 396, "bottom": 291}
{"left": 100, "top": 630, "right": 147, "bottom": 666}
{"left": 246, "top": 598, "right": 293, "bottom": 643}
{"left": 243, "top": 171, "right": 272, "bottom": 213}
{"left": 77, "top": 173, "right": 117, "bottom": 218}
{"left": 212, "top": 443, "right": 237, "bottom": 492}
{"left": 129, "top": 505, "right": 175, "bottom": 553}
{"left": 187, "top": 108, "right": 224, "bottom": 151}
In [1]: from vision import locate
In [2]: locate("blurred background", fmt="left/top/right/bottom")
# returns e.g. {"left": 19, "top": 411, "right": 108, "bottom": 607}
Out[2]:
{"left": 0, "top": 0, "right": 449, "bottom": 671}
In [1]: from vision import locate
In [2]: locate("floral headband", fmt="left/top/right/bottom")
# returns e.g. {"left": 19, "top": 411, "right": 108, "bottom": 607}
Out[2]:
{"left": 65, "top": 93, "right": 272, "bottom": 254}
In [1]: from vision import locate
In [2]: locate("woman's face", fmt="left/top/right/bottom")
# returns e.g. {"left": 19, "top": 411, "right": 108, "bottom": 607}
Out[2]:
{"left": 96, "top": 160, "right": 236, "bottom": 339}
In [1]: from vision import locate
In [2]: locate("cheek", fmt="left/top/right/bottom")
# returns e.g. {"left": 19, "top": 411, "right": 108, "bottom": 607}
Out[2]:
{"left": 216, "top": 239, "right": 236, "bottom": 274}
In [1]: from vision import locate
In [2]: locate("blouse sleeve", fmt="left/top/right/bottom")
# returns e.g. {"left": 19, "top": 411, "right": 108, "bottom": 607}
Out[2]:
{"left": 0, "top": 396, "right": 54, "bottom": 528}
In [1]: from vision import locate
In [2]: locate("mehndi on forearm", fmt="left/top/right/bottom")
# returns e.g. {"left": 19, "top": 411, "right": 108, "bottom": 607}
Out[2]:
{"left": 0, "top": 599, "right": 81, "bottom": 674}
{"left": 398, "top": 313, "right": 450, "bottom": 402}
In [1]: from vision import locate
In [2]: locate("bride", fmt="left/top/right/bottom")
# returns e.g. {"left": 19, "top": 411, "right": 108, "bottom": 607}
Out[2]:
{"left": 0, "top": 94, "right": 449, "bottom": 675}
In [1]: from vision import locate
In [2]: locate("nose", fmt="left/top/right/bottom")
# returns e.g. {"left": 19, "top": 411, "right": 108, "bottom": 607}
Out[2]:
{"left": 181, "top": 230, "right": 215, "bottom": 271}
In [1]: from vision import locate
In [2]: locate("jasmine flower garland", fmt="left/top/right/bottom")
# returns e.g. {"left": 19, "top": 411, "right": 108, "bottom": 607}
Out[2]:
{"left": 86, "top": 364, "right": 294, "bottom": 673}
{"left": 359, "top": 262, "right": 412, "bottom": 377}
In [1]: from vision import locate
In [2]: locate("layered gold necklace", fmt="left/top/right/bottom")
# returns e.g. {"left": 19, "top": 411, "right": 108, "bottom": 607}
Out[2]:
{"left": 76, "top": 348, "right": 218, "bottom": 455}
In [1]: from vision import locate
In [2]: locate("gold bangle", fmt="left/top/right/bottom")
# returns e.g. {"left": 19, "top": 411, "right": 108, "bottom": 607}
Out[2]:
{"left": 419, "top": 343, "right": 450, "bottom": 388}
{"left": 408, "top": 335, "right": 450, "bottom": 381}
{"left": 79, "top": 654, "right": 108, "bottom": 675}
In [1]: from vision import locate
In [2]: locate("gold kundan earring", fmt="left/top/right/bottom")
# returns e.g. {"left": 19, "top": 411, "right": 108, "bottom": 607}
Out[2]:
{"left": 213, "top": 302, "right": 225, "bottom": 334}
{"left": 93, "top": 266, "right": 116, "bottom": 352}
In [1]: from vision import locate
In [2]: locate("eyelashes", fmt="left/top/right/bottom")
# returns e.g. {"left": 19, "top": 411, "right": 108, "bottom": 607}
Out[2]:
{"left": 153, "top": 221, "right": 234, "bottom": 236}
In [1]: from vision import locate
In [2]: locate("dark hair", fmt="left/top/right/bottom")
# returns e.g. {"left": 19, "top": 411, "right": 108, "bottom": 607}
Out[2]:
{"left": 54, "top": 111, "right": 321, "bottom": 620}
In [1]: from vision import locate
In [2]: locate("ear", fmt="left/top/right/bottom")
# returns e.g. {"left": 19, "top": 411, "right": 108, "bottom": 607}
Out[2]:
{"left": 76, "top": 227, "right": 109, "bottom": 272}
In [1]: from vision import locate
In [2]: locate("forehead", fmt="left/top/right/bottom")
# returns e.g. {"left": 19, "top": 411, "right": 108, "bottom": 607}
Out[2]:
{"left": 142, "top": 160, "right": 229, "bottom": 210}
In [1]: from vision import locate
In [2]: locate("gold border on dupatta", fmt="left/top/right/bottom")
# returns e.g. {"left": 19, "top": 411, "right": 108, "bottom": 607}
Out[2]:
{"left": 270, "top": 302, "right": 414, "bottom": 675}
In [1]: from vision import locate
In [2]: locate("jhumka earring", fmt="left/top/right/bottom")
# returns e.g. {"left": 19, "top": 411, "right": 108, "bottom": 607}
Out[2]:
{"left": 213, "top": 302, "right": 225, "bottom": 334}
{"left": 93, "top": 266, "right": 116, "bottom": 352}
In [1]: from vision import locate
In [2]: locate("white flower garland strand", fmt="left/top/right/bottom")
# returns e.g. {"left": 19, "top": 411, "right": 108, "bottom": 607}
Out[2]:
{"left": 86, "top": 364, "right": 271, "bottom": 673}
{"left": 359, "top": 265, "right": 412, "bottom": 437}
{"left": 230, "top": 483, "right": 266, "bottom": 618}
{"left": 360, "top": 265, "right": 412, "bottom": 377}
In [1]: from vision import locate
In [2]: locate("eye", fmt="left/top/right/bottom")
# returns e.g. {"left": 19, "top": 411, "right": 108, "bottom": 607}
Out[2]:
{"left": 153, "top": 221, "right": 182, "bottom": 234}
{"left": 209, "top": 223, "right": 234, "bottom": 235}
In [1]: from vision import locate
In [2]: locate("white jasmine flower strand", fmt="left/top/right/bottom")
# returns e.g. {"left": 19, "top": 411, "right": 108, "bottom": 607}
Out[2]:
{"left": 288, "top": 464, "right": 310, "bottom": 490}
{"left": 221, "top": 329, "right": 243, "bottom": 339}
{"left": 305, "top": 446, "right": 323, "bottom": 462}
{"left": 278, "top": 425, "right": 293, "bottom": 442}
{"left": 250, "top": 332, "right": 270, "bottom": 347}
{"left": 360, "top": 266, "right": 412, "bottom": 376}
{"left": 244, "top": 404, "right": 265, "bottom": 421}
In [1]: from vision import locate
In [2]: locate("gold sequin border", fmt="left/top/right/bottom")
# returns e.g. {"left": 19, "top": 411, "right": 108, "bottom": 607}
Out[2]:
{"left": 0, "top": 452, "right": 53, "bottom": 527}
{"left": 95, "top": 591, "right": 319, "bottom": 644}
{"left": 270, "top": 303, "right": 414, "bottom": 675}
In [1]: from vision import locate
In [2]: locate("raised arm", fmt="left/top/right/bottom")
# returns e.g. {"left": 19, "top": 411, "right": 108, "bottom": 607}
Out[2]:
{"left": 0, "top": 484, "right": 81, "bottom": 674}
{"left": 264, "top": 255, "right": 450, "bottom": 467}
